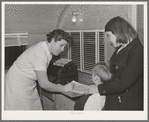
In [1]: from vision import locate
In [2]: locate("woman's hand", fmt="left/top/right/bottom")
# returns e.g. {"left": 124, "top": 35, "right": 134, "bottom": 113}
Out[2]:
{"left": 64, "top": 82, "right": 75, "bottom": 92}
{"left": 85, "top": 85, "right": 98, "bottom": 94}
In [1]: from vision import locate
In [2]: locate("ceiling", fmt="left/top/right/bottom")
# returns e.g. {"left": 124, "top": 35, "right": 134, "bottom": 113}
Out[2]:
{"left": 5, "top": 4, "right": 67, "bottom": 34}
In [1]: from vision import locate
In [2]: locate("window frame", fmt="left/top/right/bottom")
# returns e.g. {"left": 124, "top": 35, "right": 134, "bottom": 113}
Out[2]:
{"left": 66, "top": 29, "right": 107, "bottom": 73}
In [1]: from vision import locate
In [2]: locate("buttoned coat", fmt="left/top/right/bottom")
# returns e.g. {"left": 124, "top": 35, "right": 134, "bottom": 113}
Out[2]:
{"left": 98, "top": 38, "right": 143, "bottom": 110}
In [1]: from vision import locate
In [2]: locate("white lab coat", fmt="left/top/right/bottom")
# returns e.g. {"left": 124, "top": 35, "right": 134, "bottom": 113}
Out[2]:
{"left": 5, "top": 41, "right": 52, "bottom": 110}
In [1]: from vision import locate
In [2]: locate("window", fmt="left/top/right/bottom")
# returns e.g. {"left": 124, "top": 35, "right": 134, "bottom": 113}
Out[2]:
{"left": 67, "top": 30, "right": 106, "bottom": 73}
{"left": 5, "top": 32, "right": 28, "bottom": 67}
{"left": 5, "top": 32, "right": 28, "bottom": 47}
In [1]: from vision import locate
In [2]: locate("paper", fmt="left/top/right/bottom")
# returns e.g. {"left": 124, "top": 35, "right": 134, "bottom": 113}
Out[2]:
{"left": 62, "top": 91, "right": 84, "bottom": 98}
{"left": 71, "top": 81, "right": 89, "bottom": 94}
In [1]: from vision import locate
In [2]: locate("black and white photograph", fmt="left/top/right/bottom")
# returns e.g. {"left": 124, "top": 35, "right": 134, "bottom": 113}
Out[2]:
{"left": 1, "top": 1, "right": 148, "bottom": 120}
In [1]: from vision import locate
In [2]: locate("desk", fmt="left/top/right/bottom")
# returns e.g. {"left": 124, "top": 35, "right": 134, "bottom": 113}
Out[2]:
{"left": 40, "top": 71, "right": 92, "bottom": 110}
{"left": 40, "top": 88, "right": 82, "bottom": 110}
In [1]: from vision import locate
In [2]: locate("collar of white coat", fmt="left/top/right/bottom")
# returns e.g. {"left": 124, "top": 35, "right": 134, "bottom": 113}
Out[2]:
{"left": 44, "top": 41, "right": 52, "bottom": 63}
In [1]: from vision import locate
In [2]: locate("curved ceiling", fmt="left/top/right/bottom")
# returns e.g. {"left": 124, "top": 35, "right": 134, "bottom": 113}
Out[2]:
{"left": 5, "top": 4, "right": 67, "bottom": 34}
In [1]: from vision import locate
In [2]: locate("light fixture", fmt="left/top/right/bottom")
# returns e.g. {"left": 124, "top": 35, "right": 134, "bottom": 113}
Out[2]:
{"left": 71, "top": 15, "right": 77, "bottom": 23}
{"left": 71, "top": 11, "right": 83, "bottom": 23}
{"left": 78, "top": 13, "right": 83, "bottom": 22}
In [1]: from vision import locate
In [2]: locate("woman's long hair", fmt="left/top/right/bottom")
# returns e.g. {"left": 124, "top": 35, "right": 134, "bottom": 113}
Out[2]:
{"left": 105, "top": 16, "right": 138, "bottom": 44}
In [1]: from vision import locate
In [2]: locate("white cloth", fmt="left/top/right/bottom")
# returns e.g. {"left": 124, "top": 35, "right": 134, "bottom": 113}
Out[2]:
{"left": 5, "top": 41, "right": 52, "bottom": 110}
{"left": 15, "top": 41, "right": 52, "bottom": 80}
{"left": 84, "top": 93, "right": 106, "bottom": 110}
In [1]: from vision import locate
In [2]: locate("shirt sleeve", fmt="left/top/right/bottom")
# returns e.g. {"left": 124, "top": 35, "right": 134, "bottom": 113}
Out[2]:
{"left": 31, "top": 48, "right": 48, "bottom": 72}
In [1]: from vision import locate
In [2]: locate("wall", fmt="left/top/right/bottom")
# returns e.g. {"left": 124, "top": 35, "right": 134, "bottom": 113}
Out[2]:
{"left": 5, "top": 4, "right": 66, "bottom": 47}
{"left": 59, "top": 5, "right": 133, "bottom": 30}
{"left": 137, "top": 5, "right": 144, "bottom": 45}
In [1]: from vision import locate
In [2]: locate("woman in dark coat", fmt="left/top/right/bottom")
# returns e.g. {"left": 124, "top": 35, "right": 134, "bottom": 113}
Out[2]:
{"left": 85, "top": 16, "right": 143, "bottom": 110}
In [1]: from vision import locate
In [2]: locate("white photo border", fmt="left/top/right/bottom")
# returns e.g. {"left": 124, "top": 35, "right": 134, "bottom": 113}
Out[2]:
{"left": 1, "top": 1, "right": 148, "bottom": 120}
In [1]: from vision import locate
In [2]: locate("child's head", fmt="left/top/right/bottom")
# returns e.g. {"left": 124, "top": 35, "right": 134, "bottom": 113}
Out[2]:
{"left": 92, "top": 62, "right": 112, "bottom": 86}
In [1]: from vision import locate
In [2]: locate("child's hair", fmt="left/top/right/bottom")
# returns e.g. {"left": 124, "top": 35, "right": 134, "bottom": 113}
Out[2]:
{"left": 92, "top": 62, "right": 112, "bottom": 82}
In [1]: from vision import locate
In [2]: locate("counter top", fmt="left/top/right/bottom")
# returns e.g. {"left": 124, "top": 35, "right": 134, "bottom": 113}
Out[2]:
{"left": 62, "top": 91, "right": 84, "bottom": 98}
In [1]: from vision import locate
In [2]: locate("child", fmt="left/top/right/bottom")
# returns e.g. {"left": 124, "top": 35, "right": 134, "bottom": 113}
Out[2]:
{"left": 74, "top": 62, "right": 112, "bottom": 110}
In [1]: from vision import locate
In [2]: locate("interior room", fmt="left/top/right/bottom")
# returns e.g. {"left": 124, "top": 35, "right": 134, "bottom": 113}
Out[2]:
{"left": 4, "top": 3, "right": 144, "bottom": 112}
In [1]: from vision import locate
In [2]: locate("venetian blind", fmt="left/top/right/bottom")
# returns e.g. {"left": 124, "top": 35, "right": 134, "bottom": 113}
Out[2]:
{"left": 68, "top": 30, "right": 106, "bottom": 73}
{"left": 69, "top": 31, "right": 81, "bottom": 69}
